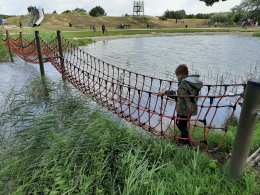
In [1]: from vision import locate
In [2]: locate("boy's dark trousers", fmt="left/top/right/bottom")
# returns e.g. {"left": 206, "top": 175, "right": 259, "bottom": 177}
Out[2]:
{"left": 176, "top": 114, "right": 189, "bottom": 138}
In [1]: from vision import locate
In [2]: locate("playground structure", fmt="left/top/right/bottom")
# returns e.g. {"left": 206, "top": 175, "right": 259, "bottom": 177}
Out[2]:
{"left": 133, "top": 0, "right": 144, "bottom": 23}
{"left": 27, "top": 6, "right": 44, "bottom": 27}
{"left": 3, "top": 30, "right": 247, "bottom": 152}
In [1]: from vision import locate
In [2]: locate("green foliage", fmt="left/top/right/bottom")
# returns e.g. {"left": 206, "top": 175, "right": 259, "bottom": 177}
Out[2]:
{"left": 72, "top": 7, "right": 87, "bottom": 13}
{"left": 162, "top": 10, "right": 213, "bottom": 19}
{"left": 210, "top": 12, "right": 229, "bottom": 23}
{"left": 253, "top": 32, "right": 260, "bottom": 37}
{"left": 163, "top": 9, "right": 186, "bottom": 19}
{"left": 200, "top": 0, "right": 227, "bottom": 6}
{"left": 0, "top": 77, "right": 260, "bottom": 194}
{"left": 233, "top": 12, "right": 244, "bottom": 23}
{"left": 89, "top": 6, "right": 106, "bottom": 17}
{"left": 52, "top": 10, "right": 57, "bottom": 14}
{"left": 61, "top": 10, "right": 71, "bottom": 14}
{"left": 0, "top": 14, "right": 16, "bottom": 19}
{"left": 231, "top": 0, "right": 260, "bottom": 21}
{"left": 196, "top": 13, "right": 213, "bottom": 19}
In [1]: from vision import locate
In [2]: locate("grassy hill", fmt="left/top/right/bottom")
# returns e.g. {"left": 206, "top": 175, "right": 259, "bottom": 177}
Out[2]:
{"left": 5, "top": 13, "right": 209, "bottom": 31}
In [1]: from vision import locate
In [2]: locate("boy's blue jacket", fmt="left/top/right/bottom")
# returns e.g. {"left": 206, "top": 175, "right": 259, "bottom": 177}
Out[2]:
{"left": 166, "top": 75, "right": 203, "bottom": 116}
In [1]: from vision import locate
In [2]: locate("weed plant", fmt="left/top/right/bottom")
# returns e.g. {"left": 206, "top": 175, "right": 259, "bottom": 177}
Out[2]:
{"left": 0, "top": 77, "right": 260, "bottom": 194}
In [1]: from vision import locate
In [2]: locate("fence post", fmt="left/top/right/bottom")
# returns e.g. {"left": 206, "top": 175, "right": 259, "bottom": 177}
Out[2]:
{"left": 229, "top": 79, "right": 260, "bottom": 180}
{"left": 19, "top": 32, "right": 24, "bottom": 47}
{"left": 35, "top": 31, "right": 45, "bottom": 77}
{"left": 6, "top": 30, "right": 14, "bottom": 62}
{"left": 57, "top": 30, "right": 65, "bottom": 80}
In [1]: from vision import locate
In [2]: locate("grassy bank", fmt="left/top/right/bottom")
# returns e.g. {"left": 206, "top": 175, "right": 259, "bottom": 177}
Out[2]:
{"left": 0, "top": 77, "right": 259, "bottom": 195}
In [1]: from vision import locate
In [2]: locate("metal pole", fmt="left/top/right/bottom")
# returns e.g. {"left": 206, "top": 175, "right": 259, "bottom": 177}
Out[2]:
{"left": 6, "top": 30, "right": 14, "bottom": 62}
{"left": 35, "top": 31, "right": 45, "bottom": 77}
{"left": 57, "top": 30, "right": 65, "bottom": 80}
{"left": 229, "top": 79, "right": 260, "bottom": 180}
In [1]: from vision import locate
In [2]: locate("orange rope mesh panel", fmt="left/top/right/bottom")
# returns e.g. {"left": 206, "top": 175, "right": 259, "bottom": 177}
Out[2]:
{"left": 3, "top": 34, "right": 245, "bottom": 152}
{"left": 2, "top": 34, "right": 51, "bottom": 64}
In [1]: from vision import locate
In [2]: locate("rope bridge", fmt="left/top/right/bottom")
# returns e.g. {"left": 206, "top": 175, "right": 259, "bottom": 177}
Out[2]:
{"left": 3, "top": 31, "right": 245, "bottom": 152}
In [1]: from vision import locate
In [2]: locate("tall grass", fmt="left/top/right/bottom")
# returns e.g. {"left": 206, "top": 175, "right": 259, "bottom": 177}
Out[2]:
{"left": 252, "top": 32, "right": 260, "bottom": 37}
{"left": 0, "top": 77, "right": 260, "bottom": 194}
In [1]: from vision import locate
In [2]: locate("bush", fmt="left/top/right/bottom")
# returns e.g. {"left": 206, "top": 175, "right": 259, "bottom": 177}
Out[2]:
{"left": 89, "top": 6, "right": 105, "bottom": 17}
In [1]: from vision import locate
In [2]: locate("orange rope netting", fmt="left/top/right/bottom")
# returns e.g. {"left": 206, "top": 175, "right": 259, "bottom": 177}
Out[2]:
{"left": 3, "top": 33, "right": 245, "bottom": 152}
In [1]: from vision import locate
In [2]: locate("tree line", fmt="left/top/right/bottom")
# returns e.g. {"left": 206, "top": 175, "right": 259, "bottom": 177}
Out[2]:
{"left": 60, "top": 6, "right": 106, "bottom": 17}
{"left": 161, "top": 0, "right": 260, "bottom": 24}
{"left": 0, "top": 14, "right": 16, "bottom": 19}
{"left": 162, "top": 9, "right": 213, "bottom": 19}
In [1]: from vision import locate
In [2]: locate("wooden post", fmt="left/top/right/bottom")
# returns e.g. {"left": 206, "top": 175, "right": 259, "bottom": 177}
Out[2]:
{"left": 229, "top": 79, "right": 260, "bottom": 180}
{"left": 6, "top": 30, "right": 14, "bottom": 62}
{"left": 19, "top": 32, "right": 24, "bottom": 47}
{"left": 57, "top": 30, "right": 65, "bottom": 80}
{"left": 35, "top": 31, "right": 45, "bottom": 77}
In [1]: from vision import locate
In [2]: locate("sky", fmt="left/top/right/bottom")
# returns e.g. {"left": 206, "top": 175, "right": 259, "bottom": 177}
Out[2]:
{"left": 1, "top": 0, "right": 242, "bottom": 16}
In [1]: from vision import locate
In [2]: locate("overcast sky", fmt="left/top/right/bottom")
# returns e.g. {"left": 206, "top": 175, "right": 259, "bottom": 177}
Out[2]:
{"left": 1, "top": 0, "right": 242, "bottom": 16}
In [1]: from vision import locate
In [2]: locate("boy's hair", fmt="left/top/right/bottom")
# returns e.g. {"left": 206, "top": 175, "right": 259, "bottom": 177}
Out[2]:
{"left": 175, "top": 64, "right": 188, "bottom": 76}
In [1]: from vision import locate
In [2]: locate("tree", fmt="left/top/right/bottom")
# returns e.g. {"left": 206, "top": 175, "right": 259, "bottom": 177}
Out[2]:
{"left": 162, "top": 9, "right": 186, "bottom": 19}
{"left": 210, "top": 12, "right": 229, "bottom": 23}
{"left": 200, "top": 0, "right": 227, "bottom": 6}
{"left": 89, "top": 6, "right": 105, "bottom": 17}
{"left": 61, "top": 10, "right": 71, "bottom": 14}
{"left": 231, "top": 0, "right": 260, "bottom": 21}
{"left": 72, "top": 8, "right": 87, "bottom": 13}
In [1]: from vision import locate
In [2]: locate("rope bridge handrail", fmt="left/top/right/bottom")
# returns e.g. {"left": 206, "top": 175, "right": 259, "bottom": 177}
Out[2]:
{"left": 3, "top": 31, "right": 245, "bottom": 152}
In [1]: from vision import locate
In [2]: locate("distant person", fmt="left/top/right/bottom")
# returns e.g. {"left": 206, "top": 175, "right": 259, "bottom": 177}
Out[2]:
{"left": 19, "top": 20, "right": 22, "bottom": 28}
{"left": 92, "top": 25, "right": 96, "bottom": 33}
{"left": 158, "top": 64, "right": 203, "bottom": 145}
{"left": 102, "top": 24, "right": 105, "bottom": 34}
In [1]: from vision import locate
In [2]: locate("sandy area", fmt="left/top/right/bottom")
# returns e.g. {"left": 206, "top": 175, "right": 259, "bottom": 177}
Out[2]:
{"left": 88, "top": 31, "right": 255, "bottom": 42}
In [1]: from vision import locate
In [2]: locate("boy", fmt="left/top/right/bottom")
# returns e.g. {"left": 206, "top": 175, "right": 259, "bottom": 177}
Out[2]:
{"left": 158, "top": 64, "right": 203, "bottom": 144}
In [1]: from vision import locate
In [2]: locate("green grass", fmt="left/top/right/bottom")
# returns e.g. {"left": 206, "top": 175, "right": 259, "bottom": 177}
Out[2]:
{"left": 0, "top": 77, "right": 259, "bottom": 195}
{"left": 0, "top": 31, "right": 9, "bottom": 61}
{"left": 252, "top": 32, "right": 260, "bottom": 37}
{"left": 6, "top": 31, "right": 93, "bottom": 48}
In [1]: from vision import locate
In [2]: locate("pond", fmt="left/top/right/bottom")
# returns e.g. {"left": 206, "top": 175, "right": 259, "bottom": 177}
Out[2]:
{"left": 83, "top": 34, "right": 260, "bottom": 84}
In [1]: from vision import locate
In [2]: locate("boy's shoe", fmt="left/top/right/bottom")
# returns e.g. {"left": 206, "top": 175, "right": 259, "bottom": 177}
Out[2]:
{"left": 178, "top": 139, "right": 192, "bottom": 146}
